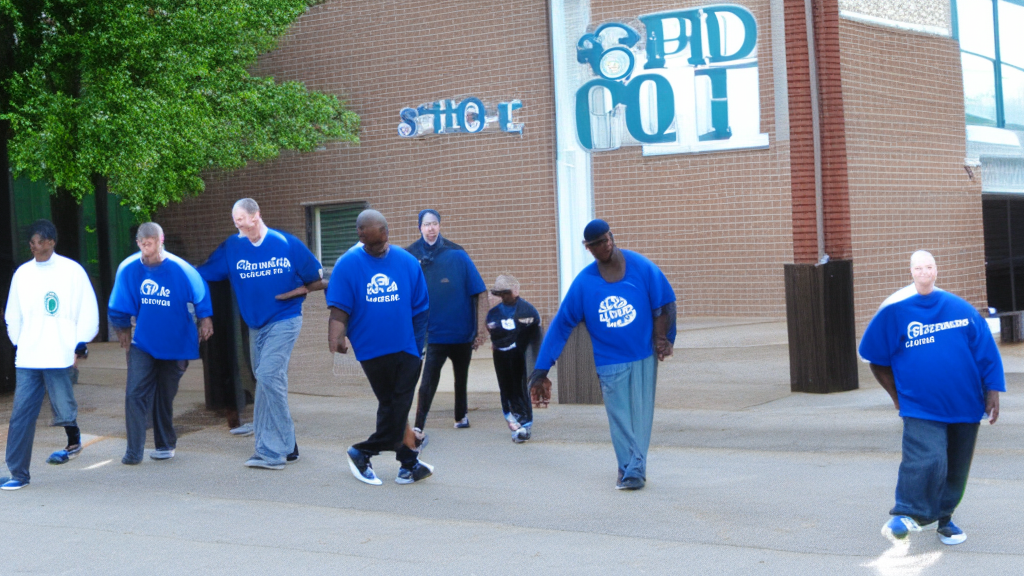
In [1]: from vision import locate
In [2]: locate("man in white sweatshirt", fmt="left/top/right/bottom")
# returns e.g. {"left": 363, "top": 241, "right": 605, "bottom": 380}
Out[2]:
{"left": 2, "top": 219, "right": 98, "bottom": 491}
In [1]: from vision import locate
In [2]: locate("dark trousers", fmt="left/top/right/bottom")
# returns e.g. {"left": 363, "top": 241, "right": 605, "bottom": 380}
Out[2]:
{"left": 493, "top": 347, "right": 532, "bottom": 427}
{"left": 124, "top": 345, "right": 187, "bottom": 462}
{"left": 891, "top": 417, "right": 980, "bottom": 524}
{"left": 414, "top": 342, "right": 473, "bottom": 429}
{"left": 355, "top": 351, "right": 423, "bottom": 468}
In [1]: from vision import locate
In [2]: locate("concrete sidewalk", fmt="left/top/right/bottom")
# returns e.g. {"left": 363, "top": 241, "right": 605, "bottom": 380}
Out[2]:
{"left": 1, "top": 318, "right": 1022, "bottom": 575}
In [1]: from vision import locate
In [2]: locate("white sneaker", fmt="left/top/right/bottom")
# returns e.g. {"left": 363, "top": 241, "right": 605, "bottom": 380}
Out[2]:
{"left": 150, "top": 449, "right": 175, "bottom": 460}
{"left": 230, "top": 423, "right": 254, "bottom": 436}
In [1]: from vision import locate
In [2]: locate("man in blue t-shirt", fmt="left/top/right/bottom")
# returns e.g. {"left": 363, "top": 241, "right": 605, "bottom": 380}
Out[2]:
{"left": 528, "top": 219, "right": 676, "bottom": 491}
{"left": 198, "top": 198, "right": 325, "bottom": 470}
{"left": 109, "top": 223, "right": 214, "bottom": 465}
{"left": 326, "top": 210, "right": 433, "bottom": 486}
{"left": 406, "top": 209, "right": 487, "bottom": 431}
{"left": 860, "top": 250, "right": 1004, "bottom": 546}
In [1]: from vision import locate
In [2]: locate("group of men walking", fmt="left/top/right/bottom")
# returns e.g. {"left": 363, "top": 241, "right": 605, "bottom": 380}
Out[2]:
{"left": 1, "top": 201, "right": 1006, "bottom": 546}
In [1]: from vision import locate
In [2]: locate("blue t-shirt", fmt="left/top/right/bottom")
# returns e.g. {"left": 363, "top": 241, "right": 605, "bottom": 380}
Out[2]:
{"left": 325, "top": 246, "right": 429, "bottom": 362}
{"left": 406, "top": 238, "right": 486, "bottom": 344}
{"left": 108, "top": 252, "right": 213, "bottom": 360}
{"left": 859, "top": 289, "right": 1005, "bottom": 423}
{"left": 536, "top": 249, "right": 676, "bottom": 368}
{"left": 197, "top": 229, "right": 323, "bottom": 329}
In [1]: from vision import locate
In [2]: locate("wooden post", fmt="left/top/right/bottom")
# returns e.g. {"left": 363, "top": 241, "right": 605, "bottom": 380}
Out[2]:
{"left": 0, "top": 120, "right": 16, "bottom": 394}
{"left": 556, "top": 322, "right": 603, "bottom": 404}
{"left": 784, "top": 259, "right": 859, "bottom": 393}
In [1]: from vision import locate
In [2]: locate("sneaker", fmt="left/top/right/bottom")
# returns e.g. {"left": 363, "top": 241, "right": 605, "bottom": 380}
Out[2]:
{"left": 505, "top": 414, "right": 521, "bottom": 432}
{"left": 454, "top": 416, "right": 470, "bottom": 429}
{"left": 395, "top": 461, "right": 434, "bottom": 484}
{"left": 230, "top": 423, "right": 254, "bottom": 436}
{"left": 616, "top": 476, "right": 645, "bottom": 491}
{"left": 286, "top": 444, "right": 300, "bottom": 464}
{"left": 122, "top": 456, "right": 142, "bottom": 465}
{"left": 513, "top": 427, "right": 531, "bottom": 444}
{"left": 881, "top": 516, "right": 922, "bottom": 541}
{"left": 244, "top": 455, "right": 285, "bottom": 470}
{"left": 150, "top": 448, "right": 175, "bottom": 460}
{"left": 346, "top": 447, "right": 382, "bottom": 485}
{"left": 1, "top": 477, "right": 28, "bottom": 491}
{"left": 937, "top": 519, "right": 967, "bottom": 545}
{"left": 47, "top": 443, "right": 83, "bottom": 465}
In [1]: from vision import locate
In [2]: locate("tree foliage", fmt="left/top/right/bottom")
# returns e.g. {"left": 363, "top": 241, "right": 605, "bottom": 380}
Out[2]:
{"left": 1, "top": 0, "right": 359, "bottom": 216}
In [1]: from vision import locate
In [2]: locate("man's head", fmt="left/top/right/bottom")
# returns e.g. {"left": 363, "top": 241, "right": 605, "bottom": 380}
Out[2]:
{"left": 27, "top": 219, "right": 58, "bottom": 262}
{"left": 910, "top": 250, "right": 937, "bottom": 295}
{"left": 231, "top": 198, "right": 263, "bottom": 240}
{"left": 491, "top": 274, "right": 520, "bottom": 306}
{"left": 136, "top": 222, "right": 165, "bottom": 262}
{"left": 419, "top": 209, "right": 440, "bottom": 244}
{"left": 583, "top": 219, "right": 615, "bottom": 263}
{"left": 357, "top": 209, "right": 389, "bottom": 253}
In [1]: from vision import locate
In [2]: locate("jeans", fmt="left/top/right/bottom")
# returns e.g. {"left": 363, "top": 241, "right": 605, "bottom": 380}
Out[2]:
{"left": 891, "top": 416, "right": 980, "bottom": 524}
{"left": 493, "top": 347, "right": 532, "bottom": 428}
{"left": 595, "top": 354, "right": 657, "bottom": 482}
{"left": 415, "top": 342, "right": 473, "bottom": 429}
{"left": 355, "top": 351, "right": 423, "bottom": 468}
{"left": 249, "top": 316, "right": 302, "bottom": 465}
{"left": 123, "top": 345, "right": 187, "bottom": 463}
{"left": 5, "top": 368, "right": 78, "bottom": 483}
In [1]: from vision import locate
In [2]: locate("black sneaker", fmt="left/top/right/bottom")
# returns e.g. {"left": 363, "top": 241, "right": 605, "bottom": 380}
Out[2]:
{"left": 286, "top": 443, "right": 299, "bottom": 464}
{"left": 616, "top": 476, "right": 645, "bottom": 490}
{"left": 346, "top": 447, "right": 381, "bottom": 485}
{"left": 395, "top": 461, "right": 434, "bottom": 484}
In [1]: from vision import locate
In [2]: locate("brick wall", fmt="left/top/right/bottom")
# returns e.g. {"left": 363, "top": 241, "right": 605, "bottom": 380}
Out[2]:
{"left": 839, "top": 19, "right": 987, "bottom": 324}
{"left": 589, "top": 0, "right": 794, "bottom": 317}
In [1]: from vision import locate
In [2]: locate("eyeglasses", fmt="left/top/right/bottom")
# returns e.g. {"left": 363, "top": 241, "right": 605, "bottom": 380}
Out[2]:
{"left": 491, "top": 290, "right": 512, "bottom": 296}
{"left": 584, "top": 237, "right": 610, "bottom": 248}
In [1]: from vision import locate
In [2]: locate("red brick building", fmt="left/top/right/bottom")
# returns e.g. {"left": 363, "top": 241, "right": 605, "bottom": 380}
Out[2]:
{"left": 155, "top": 0, "right": 993, "bottom": 390}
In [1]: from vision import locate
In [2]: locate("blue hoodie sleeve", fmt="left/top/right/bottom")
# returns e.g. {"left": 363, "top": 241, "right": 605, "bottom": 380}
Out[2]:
{"left": 859, "top": 307, "right": 895, "bottom": 366}
{"left": 167, "top": 253, "right": 214, "bottom": 319}
{"left": 462, "top": 253, "right": 487, "bottom": 296}
{"left": 197, "top": 240, "right": 230, "bottom": 282}
{"left": 108, "top": 255, "right": 141, "bottom": 329}
{"left": 290, "top": 235, "right": 324, "bottom": 285}
{"left": 968, "top": 308, "right": 1006, "bottom": 392}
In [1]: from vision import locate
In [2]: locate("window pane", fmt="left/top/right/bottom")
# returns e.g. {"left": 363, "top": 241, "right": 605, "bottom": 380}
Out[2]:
{"left": 958, "top": 0, "right": 996, "bottom": 58}
{"left": 1003, "top": 63, "right": 1024, "bottom": 128}
{"left": 963, "top": 53, "right": 999, "bottom": 125}
{"left": 318, "top": 204, "right": 365, "bottom": 269}
{"left": 1000, "top": 1, "right": 1024, "bottom": 68}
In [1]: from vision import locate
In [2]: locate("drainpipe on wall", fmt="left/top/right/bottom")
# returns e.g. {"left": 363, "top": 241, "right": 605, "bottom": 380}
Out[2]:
{"left": 805, "top": 0, "right": 825, "bottom": 261}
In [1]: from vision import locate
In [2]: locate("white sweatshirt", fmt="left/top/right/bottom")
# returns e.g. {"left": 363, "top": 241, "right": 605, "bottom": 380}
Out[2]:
{"left": 5, "top": 253, "right": 100, "bottom": 369}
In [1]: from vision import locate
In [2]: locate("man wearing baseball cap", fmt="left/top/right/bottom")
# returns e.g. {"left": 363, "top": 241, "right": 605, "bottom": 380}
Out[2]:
{"left": 528, "top": 219, "right": 676, "bottom": 490}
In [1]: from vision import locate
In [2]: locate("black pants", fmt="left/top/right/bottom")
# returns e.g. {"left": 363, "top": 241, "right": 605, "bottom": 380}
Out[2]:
{"left": 415, "top": 342, "right": 473, "bottom": 429}
{"left": 493, "top": 347, "right": 532, "bottom": 426}
{"left": 355, "top": 351, "right": 423, "bottom": 468}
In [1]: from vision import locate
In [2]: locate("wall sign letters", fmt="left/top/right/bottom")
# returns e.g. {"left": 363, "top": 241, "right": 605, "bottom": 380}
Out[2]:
{"left": 398, "top": 99, "right": 523, "bottom": 137}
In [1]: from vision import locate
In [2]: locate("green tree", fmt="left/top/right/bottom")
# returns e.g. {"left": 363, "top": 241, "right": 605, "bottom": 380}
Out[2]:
{"left": 1, "top": 0, "right": 359, "bottom": 216}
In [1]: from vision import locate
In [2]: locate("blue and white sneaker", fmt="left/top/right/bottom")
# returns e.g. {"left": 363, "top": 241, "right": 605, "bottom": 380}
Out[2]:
{"left": 230, "top": 423, "right": 254, "bottom": 437}
{"left": 47, "top": 443, "right": 83, "bottom": 465}
{"left": 513, "top": 427, "right": 531, "bottom": 444}
{"left": 937, "top": 519, "right": 967, "bottom": 545}
{"left": 454, "top": 417, "right": 470, "bottom": 429}
{"left": 347, "top": 447, "right": 382, "bottom": 485}
{"left": 1, "top": 477, "right": 29, "bottom": 491}
{"left": 881, "top": 516, "right": 922, "bottom": 541}
{"left": 150, "top": 448, "right": 175, "bottom": 460}
{"left": 395, "top": 461, "right": 434, "bottom": 484}
{"left": 244, "top": 455, "right": 284, "bottom": 470}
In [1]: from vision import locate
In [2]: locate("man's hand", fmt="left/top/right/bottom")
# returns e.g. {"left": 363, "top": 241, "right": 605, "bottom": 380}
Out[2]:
{"left": 986, "top": 390, "right": 1000, "bottom": 424}
{"left": 528, "top": 369, "right": 551, "bottom": 408}
{"left": 869, "top": 363, "right": 900, "bottom": 410}
{"left": 275, "top": 279, "right": 328, "bottom": 301}
{"left": 328, "top": 307, "right": 350, "bottom": 354}
{"left": 330, "top": 337, "right": 349, "bottom": 354}
{"left": 472, "top": 334, "right": 487, "bottom": 351}
{"left": 198, "top": 317, "right": 214, "bottom": 341}
{"left": 116, "top": 328, "right": 132, "bottom": 350}
{"left": 655, "top": 336, "right": 673, "bottom": 361}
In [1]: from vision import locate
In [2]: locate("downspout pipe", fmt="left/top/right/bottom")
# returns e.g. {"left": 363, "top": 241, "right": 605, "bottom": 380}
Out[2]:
{"left": 804, "top": 0, "right": 825, "bottom": 261}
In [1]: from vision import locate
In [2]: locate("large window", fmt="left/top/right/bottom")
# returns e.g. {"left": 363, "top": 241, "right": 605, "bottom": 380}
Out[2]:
{"left": 955, "top": 0, "right": 1024, "bottom": 129}
{"left": 307, "top": 202, "right": 366, "bottom": 272}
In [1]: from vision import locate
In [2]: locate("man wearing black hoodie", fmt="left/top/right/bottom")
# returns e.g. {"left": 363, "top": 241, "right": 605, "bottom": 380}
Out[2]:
{"left": 406, "top": 209, "right": 487, "bottom": 432}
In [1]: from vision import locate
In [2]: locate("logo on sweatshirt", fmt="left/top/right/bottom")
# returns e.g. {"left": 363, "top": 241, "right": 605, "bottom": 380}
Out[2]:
{"left": 366, "top": 273, "right": 400, "bottom": 303}
{"left": 236, "top": 257, "right": 292, "bottom": 279}
{"left": 43, "top": 292, "right": 59, "bottom": 315}
{"left": 140, "top": 279, "right": 172, "bottom": 307}
{"left": 905, "top": 318, "right": 969, "bottom": 348}
{"left": 598, "top": 295, "right": 636, "bottom": 328}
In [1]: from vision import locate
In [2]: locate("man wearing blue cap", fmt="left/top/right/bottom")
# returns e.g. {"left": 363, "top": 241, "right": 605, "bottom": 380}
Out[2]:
{"left": 406, "top": 209, "right": 487, "bottom": 432}
{"left": 528, "top": 219, "right": 676, "bottom": 491}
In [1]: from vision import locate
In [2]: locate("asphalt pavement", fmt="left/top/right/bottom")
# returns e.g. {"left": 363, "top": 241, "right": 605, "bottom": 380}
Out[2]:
{"left": 1, "top": 317, "right": 1021, "bottom": 575}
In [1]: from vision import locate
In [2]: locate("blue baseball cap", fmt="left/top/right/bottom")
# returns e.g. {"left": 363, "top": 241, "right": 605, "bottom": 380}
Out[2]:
{"left": 583, "top": 219, "right": 610, "bottom": 244}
